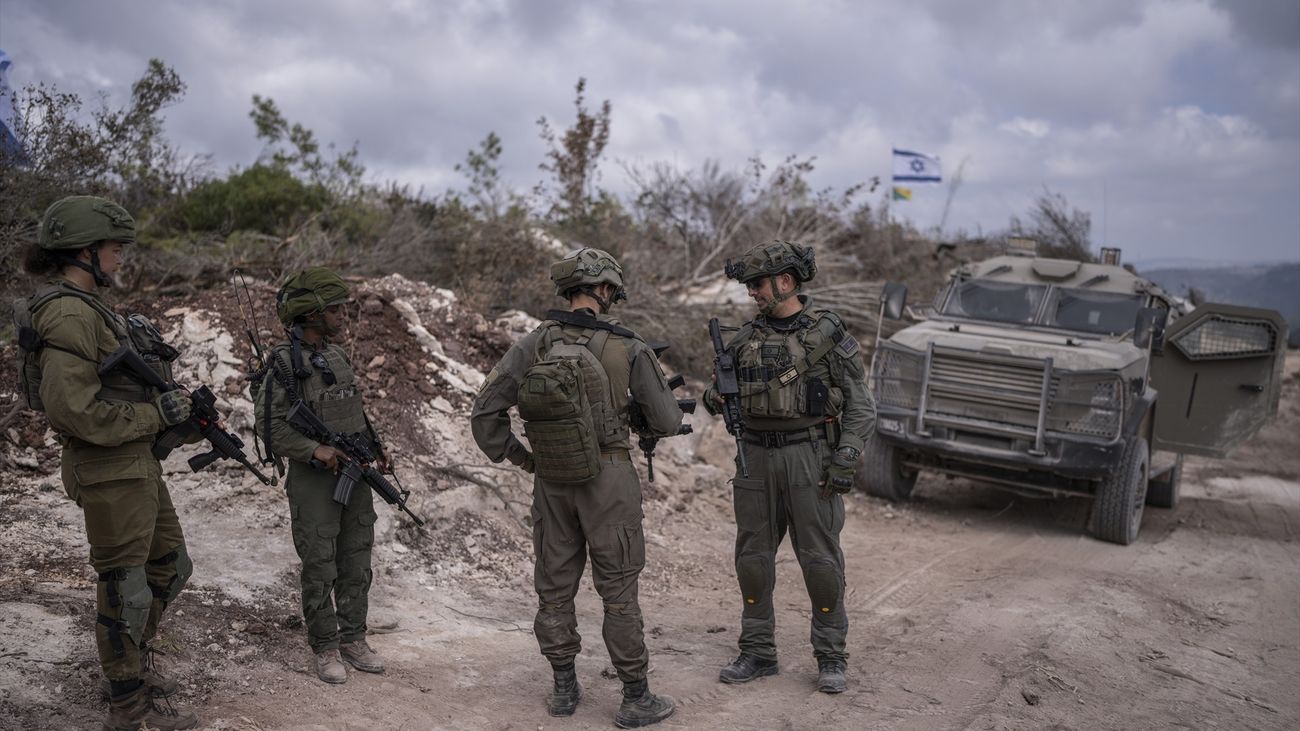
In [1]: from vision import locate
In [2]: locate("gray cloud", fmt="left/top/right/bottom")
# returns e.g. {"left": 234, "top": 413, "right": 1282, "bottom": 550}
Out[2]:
{"left": 1, "top": 0, "right": 1296, "bottom": 263}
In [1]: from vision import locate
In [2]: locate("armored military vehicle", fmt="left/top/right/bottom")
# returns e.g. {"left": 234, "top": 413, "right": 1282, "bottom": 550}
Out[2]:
{"left": 863, "top": 242, "right": 1288, "bottom": 544}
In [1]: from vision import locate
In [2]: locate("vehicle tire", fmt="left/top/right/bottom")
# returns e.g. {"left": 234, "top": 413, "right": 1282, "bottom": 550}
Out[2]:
{"left": 1145, "top": 453, "right": 1183, "bottom": 509}
{"left": 858, "top": 432, "right": 918, "bottom": 501}
{"left": 1089, "top": 436, "right": 1149, "bottom": 545}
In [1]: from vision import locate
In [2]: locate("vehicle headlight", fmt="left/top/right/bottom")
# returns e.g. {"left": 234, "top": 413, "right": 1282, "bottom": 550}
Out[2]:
{"left": 873, "top": 345, "right": 923, "bottom": 408}
{"left": 1047, "top": 374, "right": 1123, "bottom": 439}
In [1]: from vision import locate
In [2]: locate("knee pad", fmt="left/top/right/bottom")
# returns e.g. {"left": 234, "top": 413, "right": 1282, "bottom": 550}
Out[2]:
{"left": 98, "top": 565, "right": 151, "bottom": 649}
{"left": 804, "top": 559, "right": 842, "bottom": 615}
{"left": 736, "top": 554, "right": 770, "bottom": 606}
{"left": 148, "top": 545, "right": 193, "bottom": 604}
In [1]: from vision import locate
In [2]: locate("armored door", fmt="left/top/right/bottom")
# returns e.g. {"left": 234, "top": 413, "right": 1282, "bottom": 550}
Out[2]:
{"left": 1150, "top": 303, "right": 1287, "bottom": 458}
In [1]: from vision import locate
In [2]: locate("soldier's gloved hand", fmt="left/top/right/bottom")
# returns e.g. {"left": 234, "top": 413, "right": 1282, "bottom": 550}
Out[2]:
{"left": 154, "top": 390, "right": 192, "bottom": 427}
{"left": 519, "top": 452, "right": 536, "bottom": 474}
{"left": 820, "top": 446, "right": 860, "bottom": 498}
{"left": 702, "top": 385, "right": 724, "bottom": 416}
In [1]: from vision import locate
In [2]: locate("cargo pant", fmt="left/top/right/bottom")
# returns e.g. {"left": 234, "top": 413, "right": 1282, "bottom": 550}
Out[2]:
{"left": 286, "top": 461, "right": 376, "bottom": 653}
{"left": 731, "top": 435, "right": 848, "bottom": 663}
{"left": 61, "top": 440, "right": 192, "bottom": 682}
{"left": 531, "top": 452, "right": 649, "bottom": 682}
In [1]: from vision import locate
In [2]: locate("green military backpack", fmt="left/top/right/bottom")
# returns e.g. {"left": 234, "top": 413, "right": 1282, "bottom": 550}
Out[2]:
{"left": 516, "top": 327, "right": 618, "bottom": 484}
{"left": 11, "top": 285, "right": 123, "bottom": 411}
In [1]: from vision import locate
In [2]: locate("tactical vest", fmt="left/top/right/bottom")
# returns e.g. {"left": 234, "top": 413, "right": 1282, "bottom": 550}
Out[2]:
{"left": 13, "top": 283, "right": 175, "bottom": 411}
{"left": 517, "top": 320, "right": 632, "bottom": 484}
{"left": 258, "top": 343, "right": 370, "bottom": 438}
{"left": 735, "top": 311, "right": 850, "bottom": 421}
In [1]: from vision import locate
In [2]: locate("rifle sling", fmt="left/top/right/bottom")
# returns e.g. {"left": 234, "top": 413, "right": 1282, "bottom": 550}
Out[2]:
{"left": 544, "top": 309, "right": 640, "bottom": 340}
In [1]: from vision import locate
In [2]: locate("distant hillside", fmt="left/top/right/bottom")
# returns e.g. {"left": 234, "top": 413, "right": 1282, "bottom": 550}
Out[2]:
{"left": 1140, "top": 262, "right": 1300, "bottom": 346}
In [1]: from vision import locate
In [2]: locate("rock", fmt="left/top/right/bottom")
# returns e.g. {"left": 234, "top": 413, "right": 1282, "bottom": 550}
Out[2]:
{"left": 431, "top": 397, "right": 454, "bottom": 413}
{"left": 362, "top": 298, "right": 384, "bottom": 315}
{"left": 417, "top": 380, "right": 438, "bottom": 396}
{"left": 1021, "top": 689, "right": 1041, "bottom": 706}
{"left": 368, "top": 355, "right": 387, "bottom": 369}
{"left": 205, "top": 643, "right": 222, "bottom": 653}
{"left": 231, "top": 620, "right": 248, "bottom": 632}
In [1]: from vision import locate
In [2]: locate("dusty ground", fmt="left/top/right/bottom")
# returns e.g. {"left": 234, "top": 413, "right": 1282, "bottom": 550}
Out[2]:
{"left": 1, "top": 283, "right": 1296, "bottom": 731}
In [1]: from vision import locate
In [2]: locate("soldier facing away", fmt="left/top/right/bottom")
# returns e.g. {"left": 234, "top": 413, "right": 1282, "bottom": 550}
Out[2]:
{"left": 252, "top": 268, "right": 388, "bottom": 684}
{"left": 16, "top": 196, "right": 199, "bottom": 730}
{"left": 703, "top": 241, "right": 876, "bottom": 694}
{"left": 470, "top": 248, "right": 683, "bottom": 728}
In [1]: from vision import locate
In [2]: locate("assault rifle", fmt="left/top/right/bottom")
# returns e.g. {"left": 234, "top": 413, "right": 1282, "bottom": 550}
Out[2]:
{"left": 98, "top": 346, "right": 273, "bottom": 485}
{"left": 708, "top": 317, "right": 748, "bottom": 478}
{"left": 628, "top": 342, "right": 696, "bottom": 482}
{"left": 286, "top": 401, "right": 425, "bottom": 527}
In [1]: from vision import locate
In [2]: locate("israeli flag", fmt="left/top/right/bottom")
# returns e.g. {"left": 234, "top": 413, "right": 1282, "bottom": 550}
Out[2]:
{"left": 892, "top": 148, "right": 941, "bottom": 183}
{"left": 0, "top": 49, "right": 26, "bottom": 165}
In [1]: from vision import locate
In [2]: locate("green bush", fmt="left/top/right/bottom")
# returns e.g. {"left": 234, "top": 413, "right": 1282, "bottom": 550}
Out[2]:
{"left": 178, "top": 164, "right": 329, "bottom": 236}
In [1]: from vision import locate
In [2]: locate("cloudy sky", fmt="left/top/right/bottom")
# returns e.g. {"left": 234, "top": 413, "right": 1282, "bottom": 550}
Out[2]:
{"left": 3, "top": 0, "right": 1298, "bottom": 264}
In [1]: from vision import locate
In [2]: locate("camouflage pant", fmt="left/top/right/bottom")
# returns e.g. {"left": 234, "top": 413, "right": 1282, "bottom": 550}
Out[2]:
{"left": 531, "top": 453, "right": 649, "bottom": 682}
{"left": 731, "top": 436, "right": 848, "bottom": 663}
{"left": 61, "top": 440, "right": 191, "bottom": 683}
{"left": 286, "top": 462, "right": 376, "bottom": 653}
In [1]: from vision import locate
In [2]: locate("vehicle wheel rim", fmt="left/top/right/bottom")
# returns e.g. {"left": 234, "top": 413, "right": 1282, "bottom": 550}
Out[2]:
{"left": 1131, "top": 458, "right": 1149, "bottom": 536}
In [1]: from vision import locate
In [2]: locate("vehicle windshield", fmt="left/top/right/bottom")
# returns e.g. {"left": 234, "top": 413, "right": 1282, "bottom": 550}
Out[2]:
{"left": 941, "top": 279, "right": 1047, "bottom": 325}
{"left": 1046, "top": 288, "right": 1144, "bottom": 335}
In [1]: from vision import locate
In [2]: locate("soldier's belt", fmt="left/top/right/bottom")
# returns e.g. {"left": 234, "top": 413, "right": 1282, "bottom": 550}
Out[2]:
{"left": 598, "top": 450, "right": 632, "bottom": 462}
{"left": 742, "top": 424, "right": 830, "bottom": 448}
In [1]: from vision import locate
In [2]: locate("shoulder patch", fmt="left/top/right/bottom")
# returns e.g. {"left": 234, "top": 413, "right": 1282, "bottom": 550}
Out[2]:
{"left": 834, "top": 333, "right": 860, "bottom": 358}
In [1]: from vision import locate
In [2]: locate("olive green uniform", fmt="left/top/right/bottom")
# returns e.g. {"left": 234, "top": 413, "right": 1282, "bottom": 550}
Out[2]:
{"left": 31, "top": 278, "right": 191, "bottom": 683}
{"left": 258, "top": 342, "right": 377, "bottom": 653}
{"left": 470, "top": 311, "right": 682, "bottom": 682}
{"left": 704, "top": 294, "right": 875, "bottom": 663}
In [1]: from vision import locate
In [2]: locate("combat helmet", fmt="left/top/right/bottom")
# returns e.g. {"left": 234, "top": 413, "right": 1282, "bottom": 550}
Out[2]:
{"left": 724, "top": 240, "right": 817, "bottom": 285}
{"left": 38, "top": 196, "right": 137, "bottom": 287}
{"left": 550, "top": 247, "right": 627, "bottom": 311}
{"left": 275, "top": 267, "right": 351, "bottom": 328}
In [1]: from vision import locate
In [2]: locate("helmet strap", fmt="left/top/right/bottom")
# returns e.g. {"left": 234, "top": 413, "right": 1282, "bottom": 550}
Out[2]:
{"left": 761, "top": 274, "right": 796, "bottom": 316}
{"left": 60, "top": 244, "right": 112, "bottom": 288}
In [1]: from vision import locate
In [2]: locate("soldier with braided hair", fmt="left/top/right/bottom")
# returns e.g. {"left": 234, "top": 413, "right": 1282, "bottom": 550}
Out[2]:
{"left": 16, "top": 196, "right": 198, "bottom": 730}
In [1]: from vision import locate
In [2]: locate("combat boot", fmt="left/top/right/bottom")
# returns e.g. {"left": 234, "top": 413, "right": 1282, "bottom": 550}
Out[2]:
{"left": 817, "top": 659, "right": 847, "bottom": 694}
{"left": 98, "top": 646, "right": 180, "bottom": 700}
{"left": 102, "top": 685, "right": 198, "bottom": 731}
{"left": 718, "top": 653, "right": 778, "bottom": 684}
{"left": 340, "top": 639, "right": 385, "bottom": 673}
{"left": 614, "top": 679, "right": 675, "bottom": 729}
{"left": 315, "top": 648, "right": 348, "bottom": 684}
{"left": 546, "top": 662, "right": 582, "bottom": 716}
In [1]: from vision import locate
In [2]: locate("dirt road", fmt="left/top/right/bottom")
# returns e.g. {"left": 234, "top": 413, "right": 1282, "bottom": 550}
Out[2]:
{"left": 3, "top": 438, "right": 1297, "bottom": 731}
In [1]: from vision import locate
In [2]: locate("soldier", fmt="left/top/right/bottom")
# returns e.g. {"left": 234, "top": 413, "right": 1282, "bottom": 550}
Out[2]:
{"left": 253, "top": 268, "right": 387, "bottom": 684}
{"left": 702, "top": 241, "right": 875, "bottom": 694}
{"left": 16, "top": 196, "right": 198, "bottom": 730}
{"left": 470, "top": 248, "right": 683, "bottom": 728}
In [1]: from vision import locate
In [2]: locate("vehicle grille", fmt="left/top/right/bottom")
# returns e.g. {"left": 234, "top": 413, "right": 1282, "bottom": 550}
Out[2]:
{"left": 924, "top": 346, "right": 1047, "bottom": 432}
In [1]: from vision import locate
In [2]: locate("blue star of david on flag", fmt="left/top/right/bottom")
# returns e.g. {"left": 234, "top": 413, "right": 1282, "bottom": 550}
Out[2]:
{"left": 892, "top": 148, "right": 941, "bottom": 183}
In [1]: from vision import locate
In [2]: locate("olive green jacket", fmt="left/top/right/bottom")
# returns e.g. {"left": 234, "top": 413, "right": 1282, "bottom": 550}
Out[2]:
{"left": 471, "top": 310, "right": 683, "bottom": 467}
{"left": 34, "top": 279, "right": 163, "bottom": 447}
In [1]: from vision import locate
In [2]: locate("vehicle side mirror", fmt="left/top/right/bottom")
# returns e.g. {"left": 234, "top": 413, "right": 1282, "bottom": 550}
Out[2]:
{"left": 881, "top": 282, "right": 908, "bottom": 321}
{"left": 1134, "top": 307, "right": 1168, "bottom": 351}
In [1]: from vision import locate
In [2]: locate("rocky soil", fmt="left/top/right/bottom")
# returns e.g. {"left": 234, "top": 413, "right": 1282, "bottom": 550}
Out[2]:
{"left": 1, "top": 279, "right": 1296, "bottom": 730}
